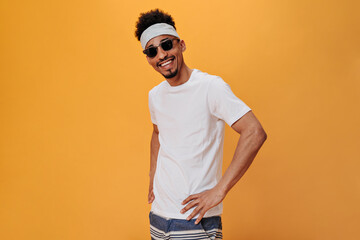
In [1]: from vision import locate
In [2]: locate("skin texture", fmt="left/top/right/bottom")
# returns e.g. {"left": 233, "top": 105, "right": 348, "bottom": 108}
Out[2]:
{"left": 146, "top": 34, "right": 267, "bottom": 224}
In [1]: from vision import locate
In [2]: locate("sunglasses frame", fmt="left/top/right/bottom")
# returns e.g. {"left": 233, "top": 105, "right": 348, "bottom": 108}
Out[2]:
{"left": 143, "top": 38, "right": 180, "bottom": 58}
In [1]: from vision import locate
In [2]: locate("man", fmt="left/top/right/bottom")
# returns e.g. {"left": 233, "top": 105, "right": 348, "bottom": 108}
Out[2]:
{"left": 135, "top": 9, "right": 267, "bottom": 240}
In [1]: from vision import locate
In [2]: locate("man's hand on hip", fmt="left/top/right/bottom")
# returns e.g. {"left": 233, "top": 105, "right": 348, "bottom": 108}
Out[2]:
{"left": 180, "top": 187, "right": 225, "bottom": 224}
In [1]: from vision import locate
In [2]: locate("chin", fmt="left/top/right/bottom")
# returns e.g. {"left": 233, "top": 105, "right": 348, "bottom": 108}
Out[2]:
{"left": 163, "top": 69, "right": 178, "bottom": 79}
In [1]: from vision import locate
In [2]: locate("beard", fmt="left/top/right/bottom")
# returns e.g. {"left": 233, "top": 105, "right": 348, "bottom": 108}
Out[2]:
{"left": 162, "top": 68, "right": 178, "bottom": 79}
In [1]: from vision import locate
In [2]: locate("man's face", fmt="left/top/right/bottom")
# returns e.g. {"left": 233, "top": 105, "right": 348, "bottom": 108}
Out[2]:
{"left": 145, "top": 34, "right": 186, "bottom": 79}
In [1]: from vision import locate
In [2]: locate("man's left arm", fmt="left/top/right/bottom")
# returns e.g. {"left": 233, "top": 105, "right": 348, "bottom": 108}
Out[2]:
{"left": 181, "top": 110, "right": 267, "bottom": 224}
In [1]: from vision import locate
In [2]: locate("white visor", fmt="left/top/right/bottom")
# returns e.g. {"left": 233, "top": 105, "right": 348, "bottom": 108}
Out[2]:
{"left": 140, "top": 23, "right": 180, "bottom": 49}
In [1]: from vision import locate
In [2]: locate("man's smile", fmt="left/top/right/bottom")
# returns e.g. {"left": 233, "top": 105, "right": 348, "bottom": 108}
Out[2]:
{"left": 158, "top": 57, "right": 175, "bottom": 69}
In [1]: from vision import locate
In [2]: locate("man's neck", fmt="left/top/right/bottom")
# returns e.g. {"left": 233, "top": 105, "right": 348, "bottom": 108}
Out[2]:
{"left": 166, "top": 64, "right": 193, "bottom": 87}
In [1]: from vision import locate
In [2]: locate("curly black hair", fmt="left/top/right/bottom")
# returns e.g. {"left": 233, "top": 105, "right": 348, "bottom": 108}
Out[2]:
{"left": 135, "top": 9, "right": 176, "bottom": 41}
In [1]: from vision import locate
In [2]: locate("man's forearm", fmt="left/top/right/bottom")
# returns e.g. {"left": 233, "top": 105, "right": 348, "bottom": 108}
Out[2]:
{"left": 217, "top": 128, "right": 267, "bottom": 195}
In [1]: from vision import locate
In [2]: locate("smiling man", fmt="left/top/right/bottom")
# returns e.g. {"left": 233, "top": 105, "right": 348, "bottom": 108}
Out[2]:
{"left": 135, "top": 9, "right": 267, "bottom": 240}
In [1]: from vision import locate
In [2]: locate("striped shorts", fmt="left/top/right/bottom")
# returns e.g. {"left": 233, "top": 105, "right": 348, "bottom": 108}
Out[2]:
{"left": 149, "top": 211, "right": 223, "bottom": 240}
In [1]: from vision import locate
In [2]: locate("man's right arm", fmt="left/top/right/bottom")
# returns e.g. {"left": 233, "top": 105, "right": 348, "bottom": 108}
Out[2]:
{"left": 148, "top": 124, "right": 160, "bottom": 204}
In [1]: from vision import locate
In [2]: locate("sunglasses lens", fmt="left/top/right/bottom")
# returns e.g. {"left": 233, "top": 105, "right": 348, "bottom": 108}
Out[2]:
{"left": 161, "top": 39, "right": 173, "bottom": 51}
{"left": 148, "top": 47, "right": 157, "bottom": 57}
{"left": 146, "top": 47, "right": 157, "bottom": 58}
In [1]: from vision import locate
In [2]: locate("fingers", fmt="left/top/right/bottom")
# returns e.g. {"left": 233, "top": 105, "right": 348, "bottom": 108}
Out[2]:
{"left": 148, "top": 190, "right": 155, "bottom": 204}
{"left": 185, "top": 204, "right": 207, "bottom": 224}
{"left": 180, "top": 199, "right": 199, "bottom": 214}
{"left": 195, "top": 211, "right": 206, "bottom": 224}
{"left": 181, "top": 190, "right": 214, "bottom": 224}
{"left": 186, "top": 206, "right": 202, "bottom": 221}
{"left": 182, "top": 194, "right": 198, "bottom": 205}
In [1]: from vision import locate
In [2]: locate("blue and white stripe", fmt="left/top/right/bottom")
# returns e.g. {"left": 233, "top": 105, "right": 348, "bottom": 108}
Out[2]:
{"left": 149, "top": 211, "right": 223, "bottom": 240}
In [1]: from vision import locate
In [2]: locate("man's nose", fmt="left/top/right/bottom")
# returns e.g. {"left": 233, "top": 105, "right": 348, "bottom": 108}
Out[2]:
{"left": 157, "top": 46, "right": 168, "bottom": 60}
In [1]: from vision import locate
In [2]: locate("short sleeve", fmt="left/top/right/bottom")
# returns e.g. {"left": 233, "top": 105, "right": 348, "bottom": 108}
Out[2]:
{"left": 207, "top": 77, "right": 251, "bottom": 126}
{"left": 148, "top": 91, "right": 157, "bottom": 125}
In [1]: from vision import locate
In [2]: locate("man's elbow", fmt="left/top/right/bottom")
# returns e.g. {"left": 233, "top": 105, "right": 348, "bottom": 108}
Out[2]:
{"left": 260, "top": 128, "right": 267, "bottom": 143}
{"left": 250, "top": 126, "right": 267, "bottom": 147}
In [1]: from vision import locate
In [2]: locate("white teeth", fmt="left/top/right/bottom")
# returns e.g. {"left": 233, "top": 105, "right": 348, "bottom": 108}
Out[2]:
{"left": 161, "top": 60, "right": 172, "bottom": 67}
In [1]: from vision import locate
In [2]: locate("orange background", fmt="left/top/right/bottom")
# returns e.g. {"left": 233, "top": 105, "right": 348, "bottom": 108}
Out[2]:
{"left": 1, "top": 0, "right": 359, "bottom": 239}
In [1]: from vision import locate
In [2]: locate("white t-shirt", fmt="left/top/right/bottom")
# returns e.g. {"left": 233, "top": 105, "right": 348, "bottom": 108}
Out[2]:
{"left": 148, "top": 69, "right": 251, "bottom": 219}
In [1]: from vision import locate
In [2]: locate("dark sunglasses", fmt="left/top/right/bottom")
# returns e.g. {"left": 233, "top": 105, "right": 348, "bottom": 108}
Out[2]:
{"left": 143, "top": 38, "right": 180, "bottom": 58}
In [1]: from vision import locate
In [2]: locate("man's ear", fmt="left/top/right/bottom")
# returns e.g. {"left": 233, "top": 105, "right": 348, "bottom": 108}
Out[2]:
{"left": 180, "top": 39, "right": 186, "bottom": 52}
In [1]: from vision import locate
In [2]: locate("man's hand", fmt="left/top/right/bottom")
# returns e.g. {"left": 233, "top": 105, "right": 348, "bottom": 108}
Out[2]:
{"left": 180, "top": 187, "right": 225, "bottom": 224}
{"left": 148, "top": 186, "right": 155, "bottom": 204}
